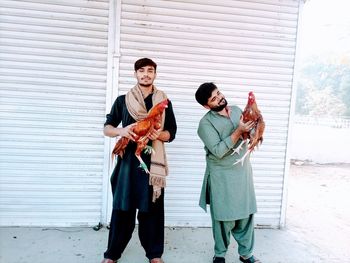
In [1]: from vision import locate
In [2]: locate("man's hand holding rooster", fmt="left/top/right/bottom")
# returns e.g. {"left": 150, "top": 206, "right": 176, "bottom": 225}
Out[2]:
{"left": 119, "top": 123, "right": 137, "bottom": 141}
{"left": 148, "top": 129, "right": 161, "bottom": 141}
{"left": 238, "top": 116, "right": 255, "bottom": 134}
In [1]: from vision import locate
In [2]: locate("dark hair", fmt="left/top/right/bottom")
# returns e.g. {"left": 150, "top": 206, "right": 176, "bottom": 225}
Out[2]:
{"left": 195, "top": 82, "right": 218, "bottom": 106}
{"left": 134, "top": 58, "right": 157, "bottom": 72}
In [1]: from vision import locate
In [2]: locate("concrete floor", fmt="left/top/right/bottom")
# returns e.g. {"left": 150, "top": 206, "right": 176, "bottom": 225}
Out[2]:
{"left": 0, "top": 225, "right": 332, "bottom": 263}
{"left": 1, "top": 163, "right": 349, "bottom": 263}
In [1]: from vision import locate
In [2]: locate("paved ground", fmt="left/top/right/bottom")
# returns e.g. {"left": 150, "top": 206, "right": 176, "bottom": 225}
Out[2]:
{"left": 1, "top": 163, "right": 349, "bottom": 263}
{"left": 285, "top": 162, "right": 350, "bottom": 262}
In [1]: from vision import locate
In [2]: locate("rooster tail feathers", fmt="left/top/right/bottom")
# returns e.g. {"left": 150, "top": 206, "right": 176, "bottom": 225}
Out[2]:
{"left": 112, "top": 137, "right": 130, "bottom": 158}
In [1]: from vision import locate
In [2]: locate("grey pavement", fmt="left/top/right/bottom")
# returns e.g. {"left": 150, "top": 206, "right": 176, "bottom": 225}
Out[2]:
{"left": 1, "top": 163, "right": 349, "bottom": 263}
{"left": 0, "top": 225, "right": 335, "bottom": 263}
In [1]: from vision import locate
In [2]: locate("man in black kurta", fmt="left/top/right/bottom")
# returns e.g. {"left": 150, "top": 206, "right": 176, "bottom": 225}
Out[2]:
{"left": 101, "top": 58, "right": 177, "bottom": 263}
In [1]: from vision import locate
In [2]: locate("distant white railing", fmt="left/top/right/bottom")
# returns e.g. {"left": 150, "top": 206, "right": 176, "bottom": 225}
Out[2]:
{"left": 293, "top": 115, "right": 350, "bottom": 128}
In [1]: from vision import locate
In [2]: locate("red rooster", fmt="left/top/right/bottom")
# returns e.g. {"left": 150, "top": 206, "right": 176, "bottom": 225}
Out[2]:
{"left": 112, "top": 99, "right": 169, "bottom": 173}
{"left": 232, "top": 91, "right": 265, "bottom": 165}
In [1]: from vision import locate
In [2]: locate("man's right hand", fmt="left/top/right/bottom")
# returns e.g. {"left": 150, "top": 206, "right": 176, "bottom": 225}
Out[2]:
{"left": 238, "top": 116, "right": 255, "bottom": 134}
{"left": 104, "top": 123, "right": 136, "bottom": 140}
{"left": 119, "top": 123, "right": 137, "bottom": 141}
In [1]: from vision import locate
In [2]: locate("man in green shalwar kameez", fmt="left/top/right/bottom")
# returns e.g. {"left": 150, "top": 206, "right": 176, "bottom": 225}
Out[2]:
{"left": 195, "top": 82, "right": 262, "bottom": 263}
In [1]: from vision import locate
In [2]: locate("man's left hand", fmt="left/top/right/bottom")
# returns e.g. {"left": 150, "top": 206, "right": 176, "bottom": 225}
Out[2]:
{"left": 148, "top": 129, "right": 161, "bottom": 141}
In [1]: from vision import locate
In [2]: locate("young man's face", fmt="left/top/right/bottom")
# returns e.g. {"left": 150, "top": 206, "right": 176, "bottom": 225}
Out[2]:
{"left": 135, "top": 65, "right": 156, "bottom": 87}
{"left": 206, "top": 88, "right": 227, "bottom": 112}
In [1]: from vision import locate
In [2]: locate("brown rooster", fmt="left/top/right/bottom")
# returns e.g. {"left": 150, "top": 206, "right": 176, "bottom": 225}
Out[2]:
{"left": 112, "top": 99, "right": 169, "bottom": 173}
{"left": 232, "top": 91, "right": 265, "bottom": 165}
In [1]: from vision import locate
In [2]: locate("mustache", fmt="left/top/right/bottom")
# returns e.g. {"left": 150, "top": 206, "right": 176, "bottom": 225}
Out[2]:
{"left": 211, "top": 99, "right": 227, "bottom": 112}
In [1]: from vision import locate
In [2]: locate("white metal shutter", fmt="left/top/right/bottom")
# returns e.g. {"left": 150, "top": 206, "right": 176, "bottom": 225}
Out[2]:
{"left": 0, "top": 0, "right": 110, "bottom": 226}
{"left": 118, "top": 0, "right": 301, "bottom": 227}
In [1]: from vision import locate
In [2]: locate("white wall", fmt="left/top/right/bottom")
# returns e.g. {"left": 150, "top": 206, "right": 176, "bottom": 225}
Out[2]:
{"left": 290, "top": 123, "right": 350, "bottom": 163}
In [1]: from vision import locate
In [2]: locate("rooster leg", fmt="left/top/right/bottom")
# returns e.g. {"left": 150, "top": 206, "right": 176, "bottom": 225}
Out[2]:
{"left": 143, "top": 145, "right": 155, "bottom": 155}
{"left": 135, "top": 154, "right": 150, "bottom": 174}
{"left": 231, "top": 140, "right": 247, "bottom": 155}
{"left": 233, "top": 149, "right": 252, "bottom": 166}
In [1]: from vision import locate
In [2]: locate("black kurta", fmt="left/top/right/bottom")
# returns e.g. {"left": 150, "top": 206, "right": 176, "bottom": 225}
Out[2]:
{"left": 104, "top": 94, "right": 177, "bottom": 212}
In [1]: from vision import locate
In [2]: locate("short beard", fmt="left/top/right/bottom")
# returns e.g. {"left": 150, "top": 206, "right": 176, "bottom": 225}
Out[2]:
{"left": 138, "top": 82, "right": 153, "bottom": 88}
{"left": 211, "top": 99, "right": 227, "bottom": 112}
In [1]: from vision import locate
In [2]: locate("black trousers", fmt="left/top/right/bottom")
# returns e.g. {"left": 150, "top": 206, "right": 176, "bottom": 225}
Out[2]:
{"left": 103, "top": 200, "right": 164, "bottom": 261}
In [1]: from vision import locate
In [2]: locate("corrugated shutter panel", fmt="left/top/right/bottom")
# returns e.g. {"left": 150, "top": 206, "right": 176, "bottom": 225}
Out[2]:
{"left": 0, "top": 0, "right": 109, "bottom": 226}
{"left": 118, "top": 0, "right": 300, "bottom": 227}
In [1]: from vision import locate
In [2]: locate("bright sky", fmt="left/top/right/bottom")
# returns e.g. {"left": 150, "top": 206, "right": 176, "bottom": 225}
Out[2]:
{"left": 299, "top": 0, "right": 350, "bottom": 59}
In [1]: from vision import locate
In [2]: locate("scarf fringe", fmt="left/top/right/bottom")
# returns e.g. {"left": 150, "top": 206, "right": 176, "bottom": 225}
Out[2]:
{"left": 149, "top": 174, "right": 166, "bottom": 188}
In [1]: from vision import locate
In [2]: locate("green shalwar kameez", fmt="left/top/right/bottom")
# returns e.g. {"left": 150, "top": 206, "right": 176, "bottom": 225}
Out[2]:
{"left": 197, "top": 105, "right": 257, "bottom": 258}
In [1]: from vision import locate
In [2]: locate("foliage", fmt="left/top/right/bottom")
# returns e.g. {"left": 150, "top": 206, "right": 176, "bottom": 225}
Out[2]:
{"left": 295, "top": 56, "right": 350, "bottom": 117}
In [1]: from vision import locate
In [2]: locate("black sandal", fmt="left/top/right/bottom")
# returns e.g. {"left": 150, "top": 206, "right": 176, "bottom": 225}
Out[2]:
{"left": 213, "top": 256, "right": 225, "bottom": 263}
{"left": 239, "top": 255, "right": 261, "bottom": 263}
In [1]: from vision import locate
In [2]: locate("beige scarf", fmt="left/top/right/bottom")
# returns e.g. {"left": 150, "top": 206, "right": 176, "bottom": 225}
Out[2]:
{"left": 126, "top": 85, "right": 168, "bottom": 202}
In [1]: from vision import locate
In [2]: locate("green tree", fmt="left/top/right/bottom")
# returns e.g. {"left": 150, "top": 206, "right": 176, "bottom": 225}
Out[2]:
{"left": 339, "top": 72, "right": 350, "bottom": 115}
{"left": 295, "top": 56, "right": 350, "bottom": 116}
{"left": 305, "top": 86, "right": 346, "bottom": 116}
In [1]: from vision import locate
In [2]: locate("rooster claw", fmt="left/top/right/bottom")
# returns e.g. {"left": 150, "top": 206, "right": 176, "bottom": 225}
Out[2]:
{"left": 143, "top": 145, "right": 155, "bottom": 155}
{"left": 136, "top": 155, "right": 150, "bottom": 174}
{"left": 231, "top": 140, "right": 246, "bottom": 155}
{"left": 233, "top": 149, "right": 251, "bottom": 166}
{"left": 231, "top": 146, "right": 242, "bottom": 155}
